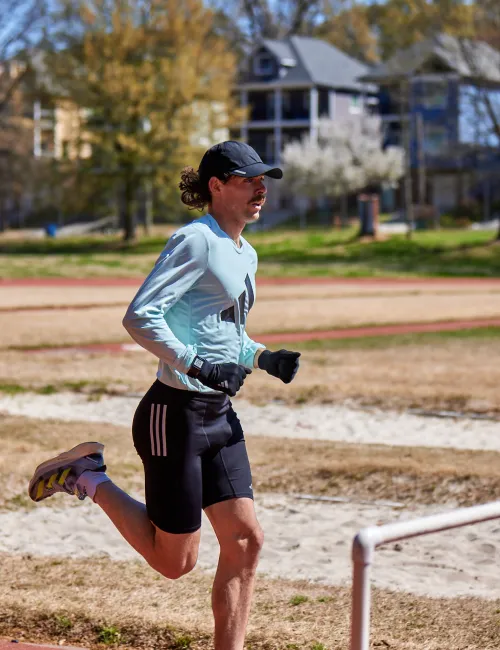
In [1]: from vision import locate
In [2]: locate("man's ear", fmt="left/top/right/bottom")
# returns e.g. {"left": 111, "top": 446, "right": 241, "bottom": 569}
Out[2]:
{"left": 208, "top": 176, "right": 223, "bottom": 196}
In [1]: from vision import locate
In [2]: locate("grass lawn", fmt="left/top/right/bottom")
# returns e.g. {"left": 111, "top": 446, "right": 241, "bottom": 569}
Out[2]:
{"left": 1, "top": 226, "right": 499, "bottom": 278}
{"left": 4, "top": 552, "right": 500, "bottom": 650}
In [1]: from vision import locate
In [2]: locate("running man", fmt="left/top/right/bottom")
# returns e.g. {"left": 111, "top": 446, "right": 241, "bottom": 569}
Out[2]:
{"left": 28, "top": 141, "right": 301, "bottom": 650}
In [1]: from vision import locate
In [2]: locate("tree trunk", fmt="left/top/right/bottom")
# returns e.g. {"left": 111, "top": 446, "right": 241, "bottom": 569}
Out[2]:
{"left": 0, "top": 197, "right": 6, "bottom": 232}
{"left": 122, "top": 176, "right": 136, "bottom": 242}
{"left": 340, "top": 193, "right": 348, "bottom": 227}
{"left": 143, "top": 179, "right": 153, "bottom": 236}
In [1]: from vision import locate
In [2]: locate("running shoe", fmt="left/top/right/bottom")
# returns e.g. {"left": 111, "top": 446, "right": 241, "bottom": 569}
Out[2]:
{"left": 28, "top": 441, "right": 106, "bottom": 502}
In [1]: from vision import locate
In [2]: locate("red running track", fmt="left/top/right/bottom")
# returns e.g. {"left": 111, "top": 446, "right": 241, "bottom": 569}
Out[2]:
{"left": 20, "top": 318, "right": 500, "bottom": 355}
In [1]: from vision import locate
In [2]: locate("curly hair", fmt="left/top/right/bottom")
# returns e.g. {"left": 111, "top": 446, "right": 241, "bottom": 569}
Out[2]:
{"left": 178, "top": 167, "right": 212, "bottom": 210}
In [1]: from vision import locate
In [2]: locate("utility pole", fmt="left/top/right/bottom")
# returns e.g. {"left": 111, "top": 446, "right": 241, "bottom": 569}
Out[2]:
{"left": 399, "top": 79, "right": 414, "bottom": 239}
{"left": 416, "top": 112, "right": 426, "bottom": 206}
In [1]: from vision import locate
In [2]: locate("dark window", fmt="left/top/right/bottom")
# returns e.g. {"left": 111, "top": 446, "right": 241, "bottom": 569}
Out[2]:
{"left": 247, "top": 130, "right": 274, "bottom": 162}
{"left": 61, "top": 140, "right": 70, "bottom": 159}
{"left": 282, "top": 90, "right": 309, "bottom": 120}
{"left": 318, "top": 89, "right": 329, "bottom": 117}
{"left": 248, "top": 91, "right": 275, "bottom": 121}
{"left": 40, "top": 130, "right": 55, "bottom": 155}
{"left": 254, "top": 53, "right": 274, "bottom": 76}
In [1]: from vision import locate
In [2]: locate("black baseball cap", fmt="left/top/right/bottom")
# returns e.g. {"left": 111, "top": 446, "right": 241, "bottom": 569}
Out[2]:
{"left": 198, "top": 141, "right": 283, "bottom": 183}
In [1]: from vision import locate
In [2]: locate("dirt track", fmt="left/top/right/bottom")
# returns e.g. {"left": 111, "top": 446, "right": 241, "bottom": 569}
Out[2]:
{"left": 14, "top": 316, "right": 500, "bottom": 353}
{"left": 3, "top": 276, "right": 500, "bottom": 287}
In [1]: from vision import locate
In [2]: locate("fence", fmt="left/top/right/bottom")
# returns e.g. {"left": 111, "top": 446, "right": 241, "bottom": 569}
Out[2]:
{"left": 350, "top": 500, "right": 500, "bottom": 650}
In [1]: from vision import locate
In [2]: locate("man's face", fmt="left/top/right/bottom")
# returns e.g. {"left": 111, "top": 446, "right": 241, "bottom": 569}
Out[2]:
{"left": 215, "top": 174, "right": 267, "bottom": 223}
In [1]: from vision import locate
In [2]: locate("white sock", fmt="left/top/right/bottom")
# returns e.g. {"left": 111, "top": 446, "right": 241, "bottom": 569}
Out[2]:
{"left": 77, "top": 470, "right": 112, "bottom": 501}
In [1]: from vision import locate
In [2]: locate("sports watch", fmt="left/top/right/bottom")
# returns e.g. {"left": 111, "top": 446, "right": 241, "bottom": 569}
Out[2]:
{"left": 188, "top": 355, "right": 205, "bottom": 378}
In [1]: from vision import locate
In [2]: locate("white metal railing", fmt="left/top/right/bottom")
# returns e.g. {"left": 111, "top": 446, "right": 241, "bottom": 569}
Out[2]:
{"left": 350, "top": 500, "right": 500, "bottom": 650}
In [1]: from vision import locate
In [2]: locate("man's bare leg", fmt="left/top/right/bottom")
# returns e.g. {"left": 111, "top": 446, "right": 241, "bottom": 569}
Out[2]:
{"left": 93, "top": 480, "right": 201, "bottom": 579}
{"left": 204, "top": 498, "right": 264, "bottom": 650}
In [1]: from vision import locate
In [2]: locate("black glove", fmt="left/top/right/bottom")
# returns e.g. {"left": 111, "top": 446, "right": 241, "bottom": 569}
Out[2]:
{"left": 187, "top": 356, "right": 252, "bottom": 397}
{"left": 258, "top": 349, "right": 300, "bottom": 384}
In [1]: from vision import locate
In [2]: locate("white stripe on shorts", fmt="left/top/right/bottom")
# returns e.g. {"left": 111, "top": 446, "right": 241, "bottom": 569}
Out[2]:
{"left": 161, "top": 404, "right": 167, "bottom": 456}
{"left": 150, "top": 403, "right": 156, "bottom": 455}
{"left": 150, "top": 404, "right": 168, "bottom": 456}
{"left": 155, "top": 404, "right": 161, "bottom": 456}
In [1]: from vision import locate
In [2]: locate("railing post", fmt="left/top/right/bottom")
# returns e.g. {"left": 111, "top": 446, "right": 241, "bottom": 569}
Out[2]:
{"left": 350, "top": 502, "right": 500, "bottom": 650}
{"left": 350, "top": 531, "right": 376, "bottom": 650}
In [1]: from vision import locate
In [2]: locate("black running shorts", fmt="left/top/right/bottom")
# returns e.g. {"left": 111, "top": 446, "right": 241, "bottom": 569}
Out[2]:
{"left": 132, "top": 380, "right": 253, "bottom": 534}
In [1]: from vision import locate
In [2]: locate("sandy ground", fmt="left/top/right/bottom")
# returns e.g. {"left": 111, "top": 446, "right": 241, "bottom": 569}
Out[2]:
{"left": 1, "top": 392, "right": 500, "bottom": 600}
{"left": 3, "top": 281, "right": 500, "bottom": 309}
{"left": 1, "top": 496, "right": 499, "bottom": 600}
{"left": 1, "top": 391, "right": 500, "bottom": 451}
{"left": 2, "top": 293, "right": 500, "bottom": 350}
{"left": 3, "top": 337, "right": 500, "bottom": 415}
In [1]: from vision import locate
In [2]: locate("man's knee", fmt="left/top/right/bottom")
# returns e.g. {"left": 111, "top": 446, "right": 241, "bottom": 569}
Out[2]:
{"left": 152, "top": 552, "right": 198, "bottom": 580}
{"left": 149, "top": 524, "right": 201, "bottom": 580}
{"left": 223, "top": 524, "right": 264, "bottom": 566}
{"left": 249, "top": 524, "right": 265, "bottom": 557}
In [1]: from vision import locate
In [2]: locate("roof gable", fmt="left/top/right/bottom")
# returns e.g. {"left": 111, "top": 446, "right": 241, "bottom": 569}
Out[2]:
{"left": 239, "top": 36, "right": 374, "bottom": 91}
{"left": 361, "top": 34, "right": 500, "bottom": 84}
{"left": 289, "top": 36, "right": 372, "bottom": 91}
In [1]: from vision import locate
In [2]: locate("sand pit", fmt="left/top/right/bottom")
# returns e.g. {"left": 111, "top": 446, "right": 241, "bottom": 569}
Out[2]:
{"left": 1, "top": 496, "right": 499, "bottom": 599}
{"left": 1, "top": 392, "right": 500, "bottom": 599}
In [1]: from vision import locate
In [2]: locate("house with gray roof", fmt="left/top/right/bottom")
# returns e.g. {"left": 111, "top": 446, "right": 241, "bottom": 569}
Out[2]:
{"left": 360, "top": 33, "right": 500, "bottom": 215}
{"left": 236, "top": 36, "right": 377, "bottom": 166}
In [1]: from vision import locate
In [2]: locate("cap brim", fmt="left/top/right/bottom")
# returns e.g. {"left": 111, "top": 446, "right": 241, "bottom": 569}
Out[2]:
{"left": 230, "top": 162, "right": 283, "bottom": 180}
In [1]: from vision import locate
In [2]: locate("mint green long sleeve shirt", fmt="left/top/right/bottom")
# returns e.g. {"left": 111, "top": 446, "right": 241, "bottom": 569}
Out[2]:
{"left": 123, "top": 214, "right": 265, "bottom": 393}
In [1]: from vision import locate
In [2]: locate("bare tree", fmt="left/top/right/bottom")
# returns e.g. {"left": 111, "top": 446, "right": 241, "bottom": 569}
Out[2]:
{"left": 0, "top": 0, "right": 48, "bottom": 120}
{"left": 448, "top": 23, "right": 500, "bottom": 237}
{"left": 207, "top": 0, "right": 323, "bottom": 42}
{"left": 0, "top": 0, "right": 49, "bottom": 230}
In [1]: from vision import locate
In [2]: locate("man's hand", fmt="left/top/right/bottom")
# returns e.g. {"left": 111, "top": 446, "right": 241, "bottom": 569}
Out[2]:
{"left": 258, "top": 349, "right": 300, "bottom": 384}
{"left": 188, "top": 356, "right": 252, "bottom": 397}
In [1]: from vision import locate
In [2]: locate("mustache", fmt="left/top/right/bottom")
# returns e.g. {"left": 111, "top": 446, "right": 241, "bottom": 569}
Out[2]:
{"left": 250, "top": 194, "right": 266, "bottom": 203}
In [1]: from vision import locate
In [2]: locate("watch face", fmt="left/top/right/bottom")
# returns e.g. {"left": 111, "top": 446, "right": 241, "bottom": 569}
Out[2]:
{"left": 193, "top": 357, "right": 203, "bottom": 370}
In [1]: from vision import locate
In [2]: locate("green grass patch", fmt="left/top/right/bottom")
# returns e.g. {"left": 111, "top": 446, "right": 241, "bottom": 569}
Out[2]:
{"left": 270, "top": 326, "right": 500, "bottom": 352}
{"left": 0, "top": 383, "right": 27, "bottom": 394}
{"left": 96, "top": 624, "right": 122, "bottom": 645}
{"left": 0, "top": 380, "right": 114, "bottom": 396}
{"left": 250, "top": 228, "right": 500, "bottom": 277}
{"left": 1, "top": 228, "right": 499, "bottom": 278}
{"left": 174, "top": 634, "right": 194, "bottom": 648}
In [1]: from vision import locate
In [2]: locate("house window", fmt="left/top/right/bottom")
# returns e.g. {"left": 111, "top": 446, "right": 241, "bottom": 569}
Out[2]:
{"left": 420, "top": 81, "right": 448, "bottom": 109}
{"left": 349, "top": 94, "right": 362, "bottom": 114}
{"left": 249, "top": 91, "right": 274, "bottom": 121}
{"left": 318, "top": 89, "right": 329, "bottom": 117}
{"left": 282, "top": 90, "right": 309, "bottom": 119}
{"left": 248, "top": 130, "right": 275, "bottom": 162}
{"left": 423, "top": 124, "right": 448, "bottom": 155}
{"left": 40, "top": 130, "right": 55, "bottom": 156}
{"left": 254, "top": 52, "right": 274, "bottom": 77}
{"left": 61, "top": 140, "right": 70, "bottom": 159}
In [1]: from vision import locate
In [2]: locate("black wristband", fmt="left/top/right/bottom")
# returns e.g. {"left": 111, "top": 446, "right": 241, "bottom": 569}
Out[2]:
{"left": 257, "top": 349, "right": 272, "bottom": 371}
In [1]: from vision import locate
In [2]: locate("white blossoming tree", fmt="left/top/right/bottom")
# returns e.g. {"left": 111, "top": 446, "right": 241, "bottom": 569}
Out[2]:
{"left": 282, "top": 116, "right": 404, "bottom": 233}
